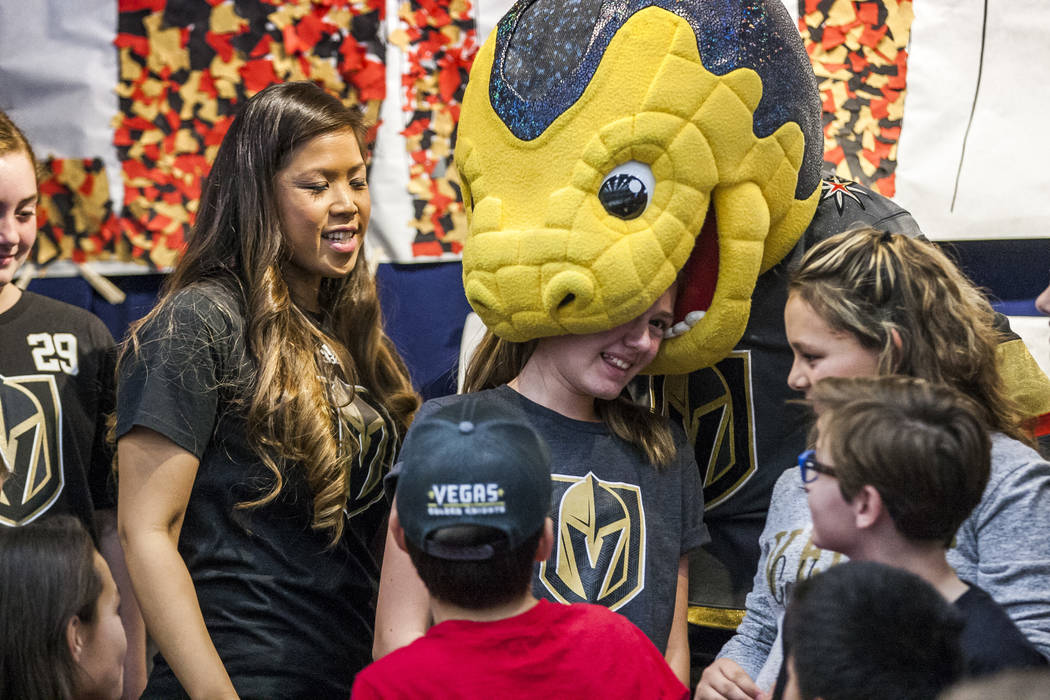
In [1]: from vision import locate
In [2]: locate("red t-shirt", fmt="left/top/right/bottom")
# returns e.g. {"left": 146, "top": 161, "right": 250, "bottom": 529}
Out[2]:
{"left": 352, "top": 600, "right": 688, "bottom": 699}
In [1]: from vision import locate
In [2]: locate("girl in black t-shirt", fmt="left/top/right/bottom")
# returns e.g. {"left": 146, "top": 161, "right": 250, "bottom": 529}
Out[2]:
{"left": 375, "top": 283, "right": 707, "bottom": 685}
{"left": 115, "top": 82, "right": 418, "bottom": 698}
{"left": 1, "top": 109, "right": 147, "bottom": 694}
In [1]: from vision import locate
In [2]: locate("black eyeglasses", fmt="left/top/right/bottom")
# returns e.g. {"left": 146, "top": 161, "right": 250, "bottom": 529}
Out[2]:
{"left": 798, "top": 449, "right": 836, "bottom": 484}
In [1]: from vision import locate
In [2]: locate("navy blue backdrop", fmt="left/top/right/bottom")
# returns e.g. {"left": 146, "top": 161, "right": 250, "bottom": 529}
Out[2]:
{"left": 24, "top": 237, "right": 1050, "bottom": 399}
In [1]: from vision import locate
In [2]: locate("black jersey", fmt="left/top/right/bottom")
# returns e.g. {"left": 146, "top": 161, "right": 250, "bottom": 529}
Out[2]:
{"left": 0, "top": 291, "right": 116, "bottom": 539}
{"left": 654, "top": 178, "right": 921, "bottom": 624}
{"left": 116, "top": 283, "right": 399, "bottom": 698}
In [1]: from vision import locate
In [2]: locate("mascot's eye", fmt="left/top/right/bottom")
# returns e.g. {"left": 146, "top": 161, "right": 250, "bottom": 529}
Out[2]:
{"left": 598, "top": 161, "right": 654, "bottom": 220}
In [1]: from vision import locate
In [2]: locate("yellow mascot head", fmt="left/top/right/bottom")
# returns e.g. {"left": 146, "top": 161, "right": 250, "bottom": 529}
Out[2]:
{"left": 455, "top": 0, "right": 823, "bottom": 374}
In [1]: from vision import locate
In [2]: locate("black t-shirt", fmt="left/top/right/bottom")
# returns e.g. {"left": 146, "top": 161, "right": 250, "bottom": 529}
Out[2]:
{"left": 0, "top": 291, "right": 115, "bottom": 539}
{"left": 116, "top": 283, "right": 398, "bottom": 699}
{"left": 956, "top": 583, "right": 1049, "bottom": 677}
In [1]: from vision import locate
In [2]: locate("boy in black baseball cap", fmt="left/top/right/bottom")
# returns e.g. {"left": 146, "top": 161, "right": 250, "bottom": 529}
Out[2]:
{"left": 353, "top": 397, "right": 687, "bottom": 699}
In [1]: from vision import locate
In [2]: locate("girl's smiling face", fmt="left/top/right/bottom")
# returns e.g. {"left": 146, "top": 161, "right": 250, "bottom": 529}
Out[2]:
{"left": 784, "top": 292, "right": 880, "bottom": 399}
{"left": 0, "top": 150, "right": 38, "bottom": 293}
{"left": 524, "top": 285, "right": 675, "bottom": 418}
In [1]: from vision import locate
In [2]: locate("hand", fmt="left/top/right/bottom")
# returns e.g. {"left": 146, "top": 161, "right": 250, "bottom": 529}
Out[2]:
{"left": 694, "top": 658, "right": 762, "bottom": 700}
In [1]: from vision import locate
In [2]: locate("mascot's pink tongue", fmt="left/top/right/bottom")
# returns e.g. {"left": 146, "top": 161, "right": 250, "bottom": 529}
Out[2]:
{"left": 674, "top": 214, "right": 719, "bottom": 323}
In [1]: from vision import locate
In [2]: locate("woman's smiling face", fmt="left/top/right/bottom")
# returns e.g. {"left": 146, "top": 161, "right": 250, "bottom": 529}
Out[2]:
{"left": 275, "top": 129, "right": 370, "bottom": 310}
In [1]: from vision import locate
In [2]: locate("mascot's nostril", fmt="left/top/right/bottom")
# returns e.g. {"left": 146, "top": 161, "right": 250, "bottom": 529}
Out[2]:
{"left": 543, "top": 271, "right": 594, "bottom": 316}
{"left": 464, "top": 281, "right": 500, "bottom": 317}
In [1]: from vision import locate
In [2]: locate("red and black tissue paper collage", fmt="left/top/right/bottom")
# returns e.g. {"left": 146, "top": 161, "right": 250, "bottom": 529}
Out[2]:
{"left": 10, "top": 0, "right": 1047, "bottom": 270}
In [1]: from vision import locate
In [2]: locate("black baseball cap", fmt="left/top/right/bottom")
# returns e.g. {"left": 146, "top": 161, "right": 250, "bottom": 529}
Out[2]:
{"left": 395, "top": 398, "right": 551, "bottom": 561}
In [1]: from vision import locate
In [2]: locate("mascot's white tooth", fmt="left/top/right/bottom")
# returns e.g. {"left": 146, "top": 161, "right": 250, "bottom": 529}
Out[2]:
{"left": 663, "top": 327, "right": 678, "bottom": 339}
{"left": 685, "top": 310, "right": 706, "bottom": 325}
{"left": 672, "top": 321, "right": 690, "bottom": 336}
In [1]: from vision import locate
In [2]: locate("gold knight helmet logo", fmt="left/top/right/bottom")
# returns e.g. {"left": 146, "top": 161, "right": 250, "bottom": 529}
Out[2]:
{"left": 538, "top": 472, "right": 645, "bottom": 610}
{"left": 0, "top": 374, "right": 65, "bottom": 526}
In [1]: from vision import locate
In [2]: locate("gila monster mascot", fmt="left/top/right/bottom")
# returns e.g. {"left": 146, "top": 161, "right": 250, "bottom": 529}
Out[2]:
{"left": 453, "top": 0, "right": 1050, "bottom": 665}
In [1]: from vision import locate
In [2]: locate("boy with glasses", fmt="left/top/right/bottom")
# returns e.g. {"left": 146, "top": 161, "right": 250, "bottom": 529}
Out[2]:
{"left": 800, "top": 375, "right": 1046, "bottom": 677}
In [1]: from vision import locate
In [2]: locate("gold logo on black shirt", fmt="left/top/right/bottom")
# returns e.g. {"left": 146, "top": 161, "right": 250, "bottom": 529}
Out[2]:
{"left": 657, "top": 350, "right": 758, "bottom": 510}
{"left": 0, "top": 374, "right": 64, "bottom": 526}
{"left": 333, "top": 384, "right": 396, "bottom": 519}
{"left": 539, "top": 472, "right": 645, "bottom": 610}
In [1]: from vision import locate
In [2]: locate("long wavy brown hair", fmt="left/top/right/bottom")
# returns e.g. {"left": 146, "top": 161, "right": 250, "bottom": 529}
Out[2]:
{"left": 789, "top": 227, "right": 1030, "bottom": 444}
{"left": 120, "top": 82, "right": 419, "bottom": 543}
{"left": 463, "top": 332, "right": 676, "bottom": 467}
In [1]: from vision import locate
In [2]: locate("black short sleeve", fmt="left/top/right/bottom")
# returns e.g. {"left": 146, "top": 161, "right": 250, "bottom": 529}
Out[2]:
{"left": 116, "top": 288, "right": 240, "bottom": 458}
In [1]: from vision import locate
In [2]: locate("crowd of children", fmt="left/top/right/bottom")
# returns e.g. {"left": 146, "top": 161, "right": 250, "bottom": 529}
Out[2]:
{"left": 2, "top": 79, "right": 1050, "bottom": 699}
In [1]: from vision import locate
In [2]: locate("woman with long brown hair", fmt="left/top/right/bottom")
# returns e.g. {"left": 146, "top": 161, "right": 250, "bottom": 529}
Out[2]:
{"left": 115, "top": 82, "right": 418, "bottom": 698}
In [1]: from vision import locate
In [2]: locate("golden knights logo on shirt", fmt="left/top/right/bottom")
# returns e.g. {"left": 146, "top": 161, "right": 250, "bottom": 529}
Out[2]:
{"left": 0, "top": 374, "right": 65, "bottom": 526}
{"left": 656, "top": 350, "right": 758, "bottom": 510}
{"left": 332, "top": 383, "right": 397, "bottom": 520}
{"left": 765, "top": 524, "right": 843, "bottom": 606}
{"left": 539, "top": 472, "right": 645, "bottom": 611}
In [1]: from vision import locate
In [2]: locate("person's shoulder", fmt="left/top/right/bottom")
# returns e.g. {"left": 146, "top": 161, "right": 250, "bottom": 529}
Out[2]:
{"left": 803, "top": 176, "right": 921, "bottom": 247}
{"left": 990, "top": 432, "right": 1046, "bottom": 467}
{"left": 956, "top": 584, "right": 1029, "bottom": 642}
{"left": 151, "top": 282, "right": 243, "bottom": 334}
{"left": 957, "top": 583, "right": 1048, "bottom": 670}
{"left": 771, "top": 466, "right": 802, "bottom": 497}
{"left": 353, "top": 629, "right": 445, "bottom": 692}
{"left": 16, "top": 291, "right": 113, "bottom": 339}
{"left": 167, "top": 281, "right": 241, "bottom": 316}
{"left": 986, "top": 432, "right": 1050, "bottom": 490}
{"left": 557, "top": 601, "right": 652, "bottom": 639}
{"left": 416, "top": 386, "right": 518, "bottom": 422}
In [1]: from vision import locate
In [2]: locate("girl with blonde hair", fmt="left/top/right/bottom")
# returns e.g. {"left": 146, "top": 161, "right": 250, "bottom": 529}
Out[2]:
{"left": 699, "top": 227, "right": 1050, "bottom": 699}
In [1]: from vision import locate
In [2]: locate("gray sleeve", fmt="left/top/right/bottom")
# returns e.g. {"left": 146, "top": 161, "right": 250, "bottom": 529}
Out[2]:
{"left": 949, "top": 435, "right": 1050, "bottom": 657}
{"left": 715, "top": 470, "right": 795, "bottom": 678}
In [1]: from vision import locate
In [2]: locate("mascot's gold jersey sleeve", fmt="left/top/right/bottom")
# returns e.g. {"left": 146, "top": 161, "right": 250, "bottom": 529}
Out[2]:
{"left": 452, "top": 0, "right": 1050, "bottom": 653}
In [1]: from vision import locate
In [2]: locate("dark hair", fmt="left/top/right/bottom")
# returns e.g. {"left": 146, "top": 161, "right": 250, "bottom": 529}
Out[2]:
{"left": 0, "top": 108, "right": 39, "bottom": 181}
{"left": 405, "top": 525, "right": 543, "bottom": 609}
{"left": 0, "top": 516, "right": 102, "bottom": 699}
{"left": 789, "top": 227, "right": 1030, "bottom": 444}
{"left": 783, "top": 561, "right": 964, "bottom": 700}
{"left": 810, "top": 375, "right": 991, "bottom": 546}
{"left": 120, "top": 82, "right": 419, "bottom": 543}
